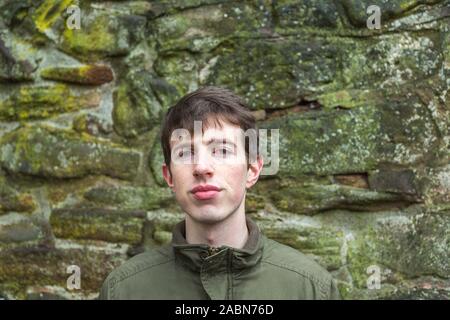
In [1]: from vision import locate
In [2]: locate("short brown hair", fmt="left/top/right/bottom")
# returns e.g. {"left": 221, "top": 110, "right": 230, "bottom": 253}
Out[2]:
{"left": 160, "top": 86, "right": 258, "bottom": 169}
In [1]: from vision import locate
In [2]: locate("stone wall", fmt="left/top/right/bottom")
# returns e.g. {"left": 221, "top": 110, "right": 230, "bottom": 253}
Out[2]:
{"left": 0, "top": 0, "right": 449, "bottom": 299}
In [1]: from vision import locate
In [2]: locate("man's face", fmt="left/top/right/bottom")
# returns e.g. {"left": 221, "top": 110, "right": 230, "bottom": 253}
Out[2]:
{"left": 162, "top": 119, "right": 263, "bottom": 224}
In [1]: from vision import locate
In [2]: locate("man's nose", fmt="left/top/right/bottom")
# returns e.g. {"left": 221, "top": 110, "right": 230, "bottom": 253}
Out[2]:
{"left": 193, "top": 150, "right": 214, "bottom": 178}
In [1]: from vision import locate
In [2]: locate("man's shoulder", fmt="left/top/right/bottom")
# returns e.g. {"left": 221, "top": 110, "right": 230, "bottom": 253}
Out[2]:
{"left": 261, "top": 236, "right": 341, "bottom": 299}
{"left": 105, "top": 245, "right": 174, "bottom": 284}
{"left": 262, "top": 235, "right": 334, "bottom": 285}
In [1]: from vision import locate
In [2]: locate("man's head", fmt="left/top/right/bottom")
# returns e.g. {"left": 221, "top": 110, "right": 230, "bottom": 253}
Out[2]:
{"left": 160, "top": 86, "right": 263, "bottom": 225}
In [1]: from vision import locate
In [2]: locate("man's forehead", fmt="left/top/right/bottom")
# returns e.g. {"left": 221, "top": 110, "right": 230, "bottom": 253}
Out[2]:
{"left": 170, "top": 123, "right": 244, "bottom": 146}
{"left": 202, "top": 125, "right": 243, "bottom": 139}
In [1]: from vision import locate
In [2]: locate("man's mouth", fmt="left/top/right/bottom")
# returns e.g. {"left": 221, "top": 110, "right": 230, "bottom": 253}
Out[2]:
{"left": 190, "top": 184, "right": 222, "bottom": 200}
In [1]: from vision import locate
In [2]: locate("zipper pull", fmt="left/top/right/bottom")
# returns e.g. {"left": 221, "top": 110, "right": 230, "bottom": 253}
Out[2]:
{"left": 207, "top": 246, "right": 220, "bottom": 256}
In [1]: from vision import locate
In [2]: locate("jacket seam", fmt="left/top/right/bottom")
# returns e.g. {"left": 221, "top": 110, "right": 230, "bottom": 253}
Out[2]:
{"left": 262, "top": 260, "right": 331, "bottom": 299}
{"left": 263, "top": 239, "right": 332, "bottom": 299}
{"left": 262, "top": 259, "right": 329, "bottom": 287}
{"left": 108, "top": 258, "right": 175, "bottom": 298}
{"left": 117, "top": 258, "right": 175, "bottom": 282}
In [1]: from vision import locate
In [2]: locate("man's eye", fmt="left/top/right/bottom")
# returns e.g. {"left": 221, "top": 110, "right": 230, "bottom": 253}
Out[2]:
{"left": 177, "top": 149, "right": 192, "bottom": 158}
{"left": 213, "top": 147, "right": 232, "bottom": 157}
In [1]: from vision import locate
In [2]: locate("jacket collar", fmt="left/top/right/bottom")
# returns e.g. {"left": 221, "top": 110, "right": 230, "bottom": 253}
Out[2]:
{"left": 171, "top": 216, "right": 264, "bottom": 272}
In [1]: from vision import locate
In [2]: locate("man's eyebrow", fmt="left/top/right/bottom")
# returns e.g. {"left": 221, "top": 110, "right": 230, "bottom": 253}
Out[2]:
{"left": 174, "top": 138, "right": 237, "bottom": 148}
{"left": 205, "top": 138, "right": 237, "bottom": 147}
{"left": 172, "top": 138, "right": 238, "bottom": 148}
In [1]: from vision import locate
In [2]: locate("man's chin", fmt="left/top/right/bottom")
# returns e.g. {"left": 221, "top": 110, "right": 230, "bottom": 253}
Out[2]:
{"left": 186, "top": 211, "right": 230, "bottom": 225}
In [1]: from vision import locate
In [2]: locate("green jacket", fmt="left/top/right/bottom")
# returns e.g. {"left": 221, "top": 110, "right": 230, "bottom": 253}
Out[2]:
{"left": 99, "top": 217, "right": 341, "bottom": 300}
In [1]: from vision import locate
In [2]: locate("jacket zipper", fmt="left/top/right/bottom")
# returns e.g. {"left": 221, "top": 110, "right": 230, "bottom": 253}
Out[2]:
{"left": 207, "top": 246, "right": 220, "bottom": 257}
{"left": 205, "top": 246, "right": 233, "bottom": 299}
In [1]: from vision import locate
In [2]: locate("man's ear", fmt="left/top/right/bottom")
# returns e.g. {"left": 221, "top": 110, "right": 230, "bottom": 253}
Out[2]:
{"left": 162, "top": 163, "right": 174, "bottom": 188}
{"left": 246, "top": 155, "right": 264, "bottom": 189}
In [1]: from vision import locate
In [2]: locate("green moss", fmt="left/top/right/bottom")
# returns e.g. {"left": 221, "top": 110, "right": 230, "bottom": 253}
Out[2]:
{"left": 61, "top": 16, "right": 117, "bottom": 60}
{"left": 0, "top": 218, "right": 42, "bottom": 243}
{"left": 342, "top": 33, "right": 440, "bottom": 89}
{"left": 112, "top": 71, "right": 165, "bottom": 138}
{"left": 113, "top": 84, "right": 152, "bottom": 137}
{"left": 258, "top": 105, "right": 380, "bottom": 177}
{"left": 317, "top": 89, "right": 376, "bottom": 110}
{"left": 112, "top": 82, "right": 152, "bottom": 138}
{"left": 0, "top": 84, "right": 99, "bottom": 121}
{"left": 0, "top": 178, "right": 37, "bottom": 214}
{"left": 259, "top": 219, "right": 344, "bottom": 271}
{"left": 245, "top": 192, "right": 266, "bottom": 213}
{"left": 32, "top": 0, "right": 74, "bottom": 33}
{"left": 257, "top": 178, "right": 406, "bottom": 215}
{"left": 0, "top": 245, "right": 126, "bottom": 298}
{"left": 83, "top": 186, "right": 173, "bottom": 211}
{"left": 0, "top": 125, "right": 141, "bottom": 180}
{"left": 273, "top": 0, "right": 340, "bottom": 31}
{"left": 341, "top": 0, "right": 442, "bottom": 27}
{"left": 59, "top": 13, "right": 145, "bottom": 61}
{"left": 443, "top": 32, "right": 450, "bottom": 71}
{"left": 0, "top": 282, "right": 28, "bottom": 300}
{"left": 206, "top": 37, "right": 341, "bottom": 109}
{"left": 346, "top": 226, "right": 381, "bottom": 288}
{"left": 347, "top": 211, "right": 450, "bottom": 288}
{"left": 341, "top": 284, "right": 399, "bottom": 300}
{"left": 153, "top": 52, "right": 200, "bottom": 97}
{"left": 153, "top": 230, "right": 172, "bottom": 245}
{"left": 153, "top": 2, "right": 266, "bottom": 53}
{"left": 50, "top": 209, "right": 144, "bottom": 244}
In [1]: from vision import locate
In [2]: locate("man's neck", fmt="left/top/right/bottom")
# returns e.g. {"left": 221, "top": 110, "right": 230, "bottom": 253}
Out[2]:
{"left": 185, "top": 202, "right": 249, "bottom": 249}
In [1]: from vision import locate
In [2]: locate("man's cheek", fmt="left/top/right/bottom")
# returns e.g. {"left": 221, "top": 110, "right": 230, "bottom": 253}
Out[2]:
{"left": 228, "top": 177, "right": 247, "bottom": 202}
{"left": 170, "top": 183, "right": 184, "bottom": 204}
{"left": 175, "top": 193, "right": 191, "bottom": 211}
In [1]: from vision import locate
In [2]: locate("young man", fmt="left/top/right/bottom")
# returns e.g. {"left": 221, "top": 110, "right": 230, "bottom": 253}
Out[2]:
{"left": 99, "top": 86, "right": 341, "bottom": 300}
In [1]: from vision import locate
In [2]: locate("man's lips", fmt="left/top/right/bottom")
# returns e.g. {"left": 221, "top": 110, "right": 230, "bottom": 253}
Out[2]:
{"left": 190, "top": 185, "right": 222, "bottom": 200}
